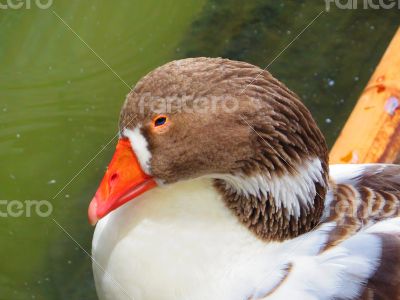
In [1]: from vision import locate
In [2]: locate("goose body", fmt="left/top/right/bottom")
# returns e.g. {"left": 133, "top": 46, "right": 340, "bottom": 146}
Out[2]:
{"left": 90, "top": 58, "right": 400, "bottom": 300}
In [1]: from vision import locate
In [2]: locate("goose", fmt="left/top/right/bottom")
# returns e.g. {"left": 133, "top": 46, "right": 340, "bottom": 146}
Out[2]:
{"left": 89, "top": 57, "right": 400, "bottom": 300}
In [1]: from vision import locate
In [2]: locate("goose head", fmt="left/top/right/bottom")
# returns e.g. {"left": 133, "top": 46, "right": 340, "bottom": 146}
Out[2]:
{"left": 88, "top": 57, "right": 329, "bottom": 241}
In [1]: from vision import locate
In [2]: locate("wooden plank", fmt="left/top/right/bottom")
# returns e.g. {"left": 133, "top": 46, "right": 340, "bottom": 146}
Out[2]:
{"left": 330, "top": 28, "right": 400, "bottom": 164}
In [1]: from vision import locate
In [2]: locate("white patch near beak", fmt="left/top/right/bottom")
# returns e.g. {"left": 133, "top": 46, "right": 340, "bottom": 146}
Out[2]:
{"left": 123, "top": 126, "right": 152, "bottom": 175}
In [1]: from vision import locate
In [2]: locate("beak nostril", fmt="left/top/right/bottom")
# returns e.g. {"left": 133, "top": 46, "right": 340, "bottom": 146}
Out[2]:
{"left": 110, "top": 173, "right": 119, "bottom": 185}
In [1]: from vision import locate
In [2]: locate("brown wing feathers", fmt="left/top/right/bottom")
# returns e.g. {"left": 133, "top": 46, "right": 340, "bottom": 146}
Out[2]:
{"left": 327, "top": 165, "right": 400, "bottom": 299}
{"left": 360, "top": 233, "right": 400, "bottom": 300}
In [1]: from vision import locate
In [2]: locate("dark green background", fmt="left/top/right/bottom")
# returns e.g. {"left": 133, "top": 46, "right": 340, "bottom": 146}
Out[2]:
{"left": 0, "top": 0, "right": 398, "bottom": 299}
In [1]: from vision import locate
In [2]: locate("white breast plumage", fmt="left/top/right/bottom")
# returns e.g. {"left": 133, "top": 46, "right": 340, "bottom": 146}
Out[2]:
{"left": 92, "top": 165, "right": 400, "bottom": 300}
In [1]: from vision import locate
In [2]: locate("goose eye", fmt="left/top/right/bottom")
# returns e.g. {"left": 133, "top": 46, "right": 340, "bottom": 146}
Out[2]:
{"left": 152, "top": 115, "right": 169, "bottom": 131}
{"left": 154, "top": 116, "right": 167, "bottom": 127}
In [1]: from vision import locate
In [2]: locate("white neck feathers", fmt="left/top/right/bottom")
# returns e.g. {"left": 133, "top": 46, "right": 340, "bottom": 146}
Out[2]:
{"left": 215, "top": 158, "right": 326, "bottom": 218}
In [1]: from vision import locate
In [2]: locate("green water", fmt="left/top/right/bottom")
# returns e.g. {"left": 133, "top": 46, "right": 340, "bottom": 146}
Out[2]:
{"left": 0, "top": 1, "right": 398, "bottom": 299}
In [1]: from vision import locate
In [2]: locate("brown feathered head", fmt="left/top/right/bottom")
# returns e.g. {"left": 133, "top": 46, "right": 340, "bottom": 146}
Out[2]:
{"left": 89, "top": 57, "right": 328, "bottom": 240}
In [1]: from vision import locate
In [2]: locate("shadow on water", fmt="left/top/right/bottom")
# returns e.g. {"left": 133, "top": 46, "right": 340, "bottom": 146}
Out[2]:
{"left": 0, "top": 0, "right": 398, "bottom": 299}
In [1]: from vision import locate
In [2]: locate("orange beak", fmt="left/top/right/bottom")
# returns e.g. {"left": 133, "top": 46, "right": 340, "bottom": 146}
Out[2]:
{"left": 88, "top": 138, "right": 157, "bottom": 225}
